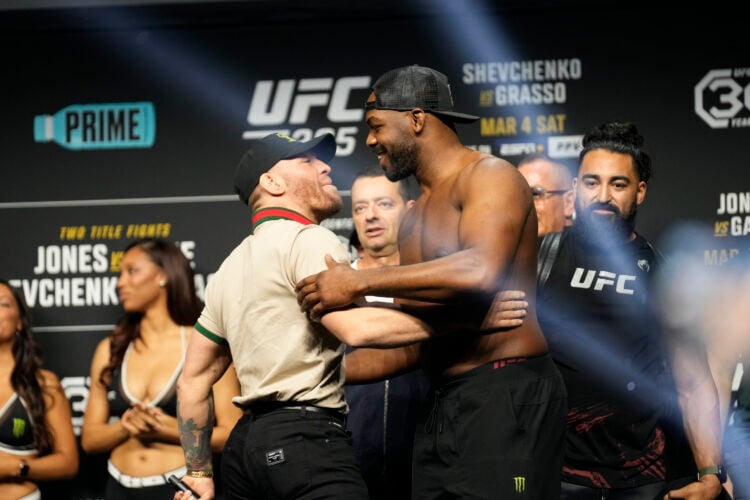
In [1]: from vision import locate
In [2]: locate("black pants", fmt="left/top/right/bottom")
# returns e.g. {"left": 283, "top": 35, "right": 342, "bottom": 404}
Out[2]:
{"left": 412, "top": 354, "right": 567, "bottom": 499}
{"left": 221, "top": 407, "right": 368, "bottom": 500}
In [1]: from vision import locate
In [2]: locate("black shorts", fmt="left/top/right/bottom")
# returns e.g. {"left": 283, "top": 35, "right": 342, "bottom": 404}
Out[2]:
{"left": 412, "top": 353, "right": 567, "bottom": 499}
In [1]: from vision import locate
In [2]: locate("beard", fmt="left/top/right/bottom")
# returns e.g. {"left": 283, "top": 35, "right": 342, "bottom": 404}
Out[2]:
{"left": 575, "top": 200, "right": 637, "bottom": 246}
{"left": 294, "top": 182, "right": 343, "bottom": 223}
{"left": 383, "top": 140, "right": 419, "bottom": 182}
{"left": 313, "top": 190, "right": 343, "bottom": 222}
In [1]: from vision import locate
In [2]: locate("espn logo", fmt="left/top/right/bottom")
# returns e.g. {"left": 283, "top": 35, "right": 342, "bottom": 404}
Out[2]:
{"left": 499, "top": 142, "right": 537, "bottom": 156}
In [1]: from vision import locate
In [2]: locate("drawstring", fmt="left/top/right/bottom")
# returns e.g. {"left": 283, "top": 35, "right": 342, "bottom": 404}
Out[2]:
{"left": 424, "top": 388, "right": 444, "bottom": 433}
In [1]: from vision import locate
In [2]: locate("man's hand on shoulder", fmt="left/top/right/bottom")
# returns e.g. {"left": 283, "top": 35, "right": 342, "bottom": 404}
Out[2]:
{"left": 296, "top": 254, "right": 365, "bottom": 320}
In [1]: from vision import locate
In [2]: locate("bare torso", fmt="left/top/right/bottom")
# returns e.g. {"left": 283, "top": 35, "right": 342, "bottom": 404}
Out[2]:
{"left": 111, "top": 333, "right": 186, "bottom": 475}
{"left": 398, "top": 155, "right": 549, "bottom": 379}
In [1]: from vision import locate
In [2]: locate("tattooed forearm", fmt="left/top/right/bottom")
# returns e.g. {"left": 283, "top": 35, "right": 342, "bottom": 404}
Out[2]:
{"left": 178, "top": 397, "right": 215, "bottom": 471}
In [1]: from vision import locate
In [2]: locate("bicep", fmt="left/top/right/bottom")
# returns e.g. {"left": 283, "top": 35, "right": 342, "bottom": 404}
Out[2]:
{"left": 667, "top": 329, "right": 713, "bottom": 393}
{"left": 458, "top": 164, "right": 533, "bottom": 280}
{"left": 182, "top": 330, "right": 233, "bottom": 389}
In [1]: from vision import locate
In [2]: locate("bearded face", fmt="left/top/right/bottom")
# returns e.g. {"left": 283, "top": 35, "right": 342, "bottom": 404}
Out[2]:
{"left": 573, "top": 149, "right": 646, "bottom": 244}
{"left": 575, "top": 198, "right": 637, "bottom": 244}
{"left": 382, "top": 137, "right": 419, "bottom": 182}
{"left": 365, "top": 106, "right": 421, "bottom": 182}
{"left": 275, "top": 154, "right": 343, "bottom": 223}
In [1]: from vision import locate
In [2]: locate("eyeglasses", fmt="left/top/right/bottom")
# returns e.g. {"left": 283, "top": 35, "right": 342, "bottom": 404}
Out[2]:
{"left": 531, "top": 186, "right": 569, "bottom": 200}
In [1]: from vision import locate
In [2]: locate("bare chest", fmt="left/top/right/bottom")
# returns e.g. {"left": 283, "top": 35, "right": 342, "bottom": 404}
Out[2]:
{"left": 399, "top": 195, "right": 461, "bottom": 264}
{"left": 123, "top": 339, "right": 184, "bottom": 402}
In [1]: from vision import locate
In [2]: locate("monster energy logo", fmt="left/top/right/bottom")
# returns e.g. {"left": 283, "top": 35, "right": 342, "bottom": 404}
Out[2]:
{"left": 13, "top": 418, "right": 26, "bottom": 438}
{"left": 513, "top": 476, "right": 526, "bottom": 494}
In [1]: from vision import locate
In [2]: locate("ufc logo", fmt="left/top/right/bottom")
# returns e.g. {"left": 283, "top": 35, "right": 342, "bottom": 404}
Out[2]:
{"left": 247, "top": 76, "right": 371, "bottom": 126}
{"left": 570, "top": 267, "right": 635, "bottom": 295}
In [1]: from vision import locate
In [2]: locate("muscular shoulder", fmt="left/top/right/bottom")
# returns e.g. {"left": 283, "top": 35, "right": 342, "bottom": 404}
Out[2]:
{"left": 456, "top": 153, "right": 532, "bottom": 202}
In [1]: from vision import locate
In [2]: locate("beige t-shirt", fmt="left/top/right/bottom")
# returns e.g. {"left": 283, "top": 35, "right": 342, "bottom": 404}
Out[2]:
{"left": 196, "top": 217, "right": 351, "bottom": 412}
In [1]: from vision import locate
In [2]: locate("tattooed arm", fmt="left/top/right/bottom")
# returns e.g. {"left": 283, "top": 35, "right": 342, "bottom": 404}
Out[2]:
{"left": 176, "top": 330, "right": 234, "bottom": 499}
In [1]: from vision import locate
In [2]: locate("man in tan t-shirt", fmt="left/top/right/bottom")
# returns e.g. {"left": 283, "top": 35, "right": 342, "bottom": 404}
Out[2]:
{"left": 172, "top": 132, "right": 521, "bottom": 500}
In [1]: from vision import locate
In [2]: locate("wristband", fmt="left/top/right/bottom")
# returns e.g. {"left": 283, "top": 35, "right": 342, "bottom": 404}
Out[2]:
{"left": 19, "top": 459, "right": 30, "bottom": 478}
{"left": 697, "top": 464, "right": 727, "bottom": 484}
{"left": 186, "top": 469, "right": 213, "bottom": 478}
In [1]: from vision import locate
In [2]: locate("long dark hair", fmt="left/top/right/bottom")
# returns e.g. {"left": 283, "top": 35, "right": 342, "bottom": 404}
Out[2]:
{"left": 99, "top": 238, "right": 203, "bottom": 385}
{"left": 1, "top": 279, "right": 53, "bottom": 453}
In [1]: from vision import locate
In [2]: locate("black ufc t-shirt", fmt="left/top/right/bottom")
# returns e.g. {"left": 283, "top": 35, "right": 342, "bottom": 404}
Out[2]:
{"left": 537, "top": 225, "right": 671, "bottom": 489}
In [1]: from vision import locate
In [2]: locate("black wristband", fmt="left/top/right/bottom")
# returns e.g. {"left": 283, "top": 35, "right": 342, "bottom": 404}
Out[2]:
{"left": 19, "top": 459, "right": 30, "bottom": 478}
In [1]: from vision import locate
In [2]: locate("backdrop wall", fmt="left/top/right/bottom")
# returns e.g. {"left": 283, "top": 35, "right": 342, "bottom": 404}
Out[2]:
{"left": 1, "top": 2, "right": 747, "bottom": 498}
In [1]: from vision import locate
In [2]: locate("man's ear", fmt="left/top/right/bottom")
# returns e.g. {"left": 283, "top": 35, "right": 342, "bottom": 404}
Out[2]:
{"left": 259, "top": 172, "right": 285, "bottom": 196}
{"left": 636, "top": 180, "right": 647, "bottom": 206}
{"left": 410, "top": 108, "right": 426, "bottom": 133}
{"left": 563, "top": 190, "right": 575, "bottom": 218}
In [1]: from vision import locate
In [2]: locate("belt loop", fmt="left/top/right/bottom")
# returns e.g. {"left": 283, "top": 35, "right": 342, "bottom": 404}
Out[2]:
{"left": 300, "top": 406, "right": 307, "bottom": 417}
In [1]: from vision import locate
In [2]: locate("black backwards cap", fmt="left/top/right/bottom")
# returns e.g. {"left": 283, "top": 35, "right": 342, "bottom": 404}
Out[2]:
{"left": 234, "top": 132, "right": 337, "bottom": 205}
{"left": 365, "top": 64, "right": 479, "bottom": 123}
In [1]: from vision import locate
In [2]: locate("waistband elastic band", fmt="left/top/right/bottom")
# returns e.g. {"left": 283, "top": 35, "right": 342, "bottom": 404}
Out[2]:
{"left": 17, "top": 489, "right": 41, "bottom": 500}
{"left": 108, "top": 460, "right": 187, "bottom": 489}
{"left": 491, "top": 357, "right": 528, "bottom": 369}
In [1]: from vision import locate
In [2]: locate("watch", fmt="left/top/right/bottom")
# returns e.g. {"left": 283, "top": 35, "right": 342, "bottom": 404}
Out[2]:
{"left": 697, "top": 464, "right": 727, "bottom": 484}
{"left": 19, "top": 459, "right": 30, "bottom": 478}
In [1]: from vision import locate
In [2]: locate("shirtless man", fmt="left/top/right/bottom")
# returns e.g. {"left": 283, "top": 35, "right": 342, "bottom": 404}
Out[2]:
{"left": 296, "top": 64, "right": 567, "bottom": 499}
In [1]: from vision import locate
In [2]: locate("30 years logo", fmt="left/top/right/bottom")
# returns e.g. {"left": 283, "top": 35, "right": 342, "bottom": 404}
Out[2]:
{"left": 694, "top": 68, "right": 750, "bottom": 129}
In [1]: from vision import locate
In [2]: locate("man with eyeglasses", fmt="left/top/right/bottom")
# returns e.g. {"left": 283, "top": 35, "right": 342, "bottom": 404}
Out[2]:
{"left": 518, "top": 153, "right": 574, "bottom": 236}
